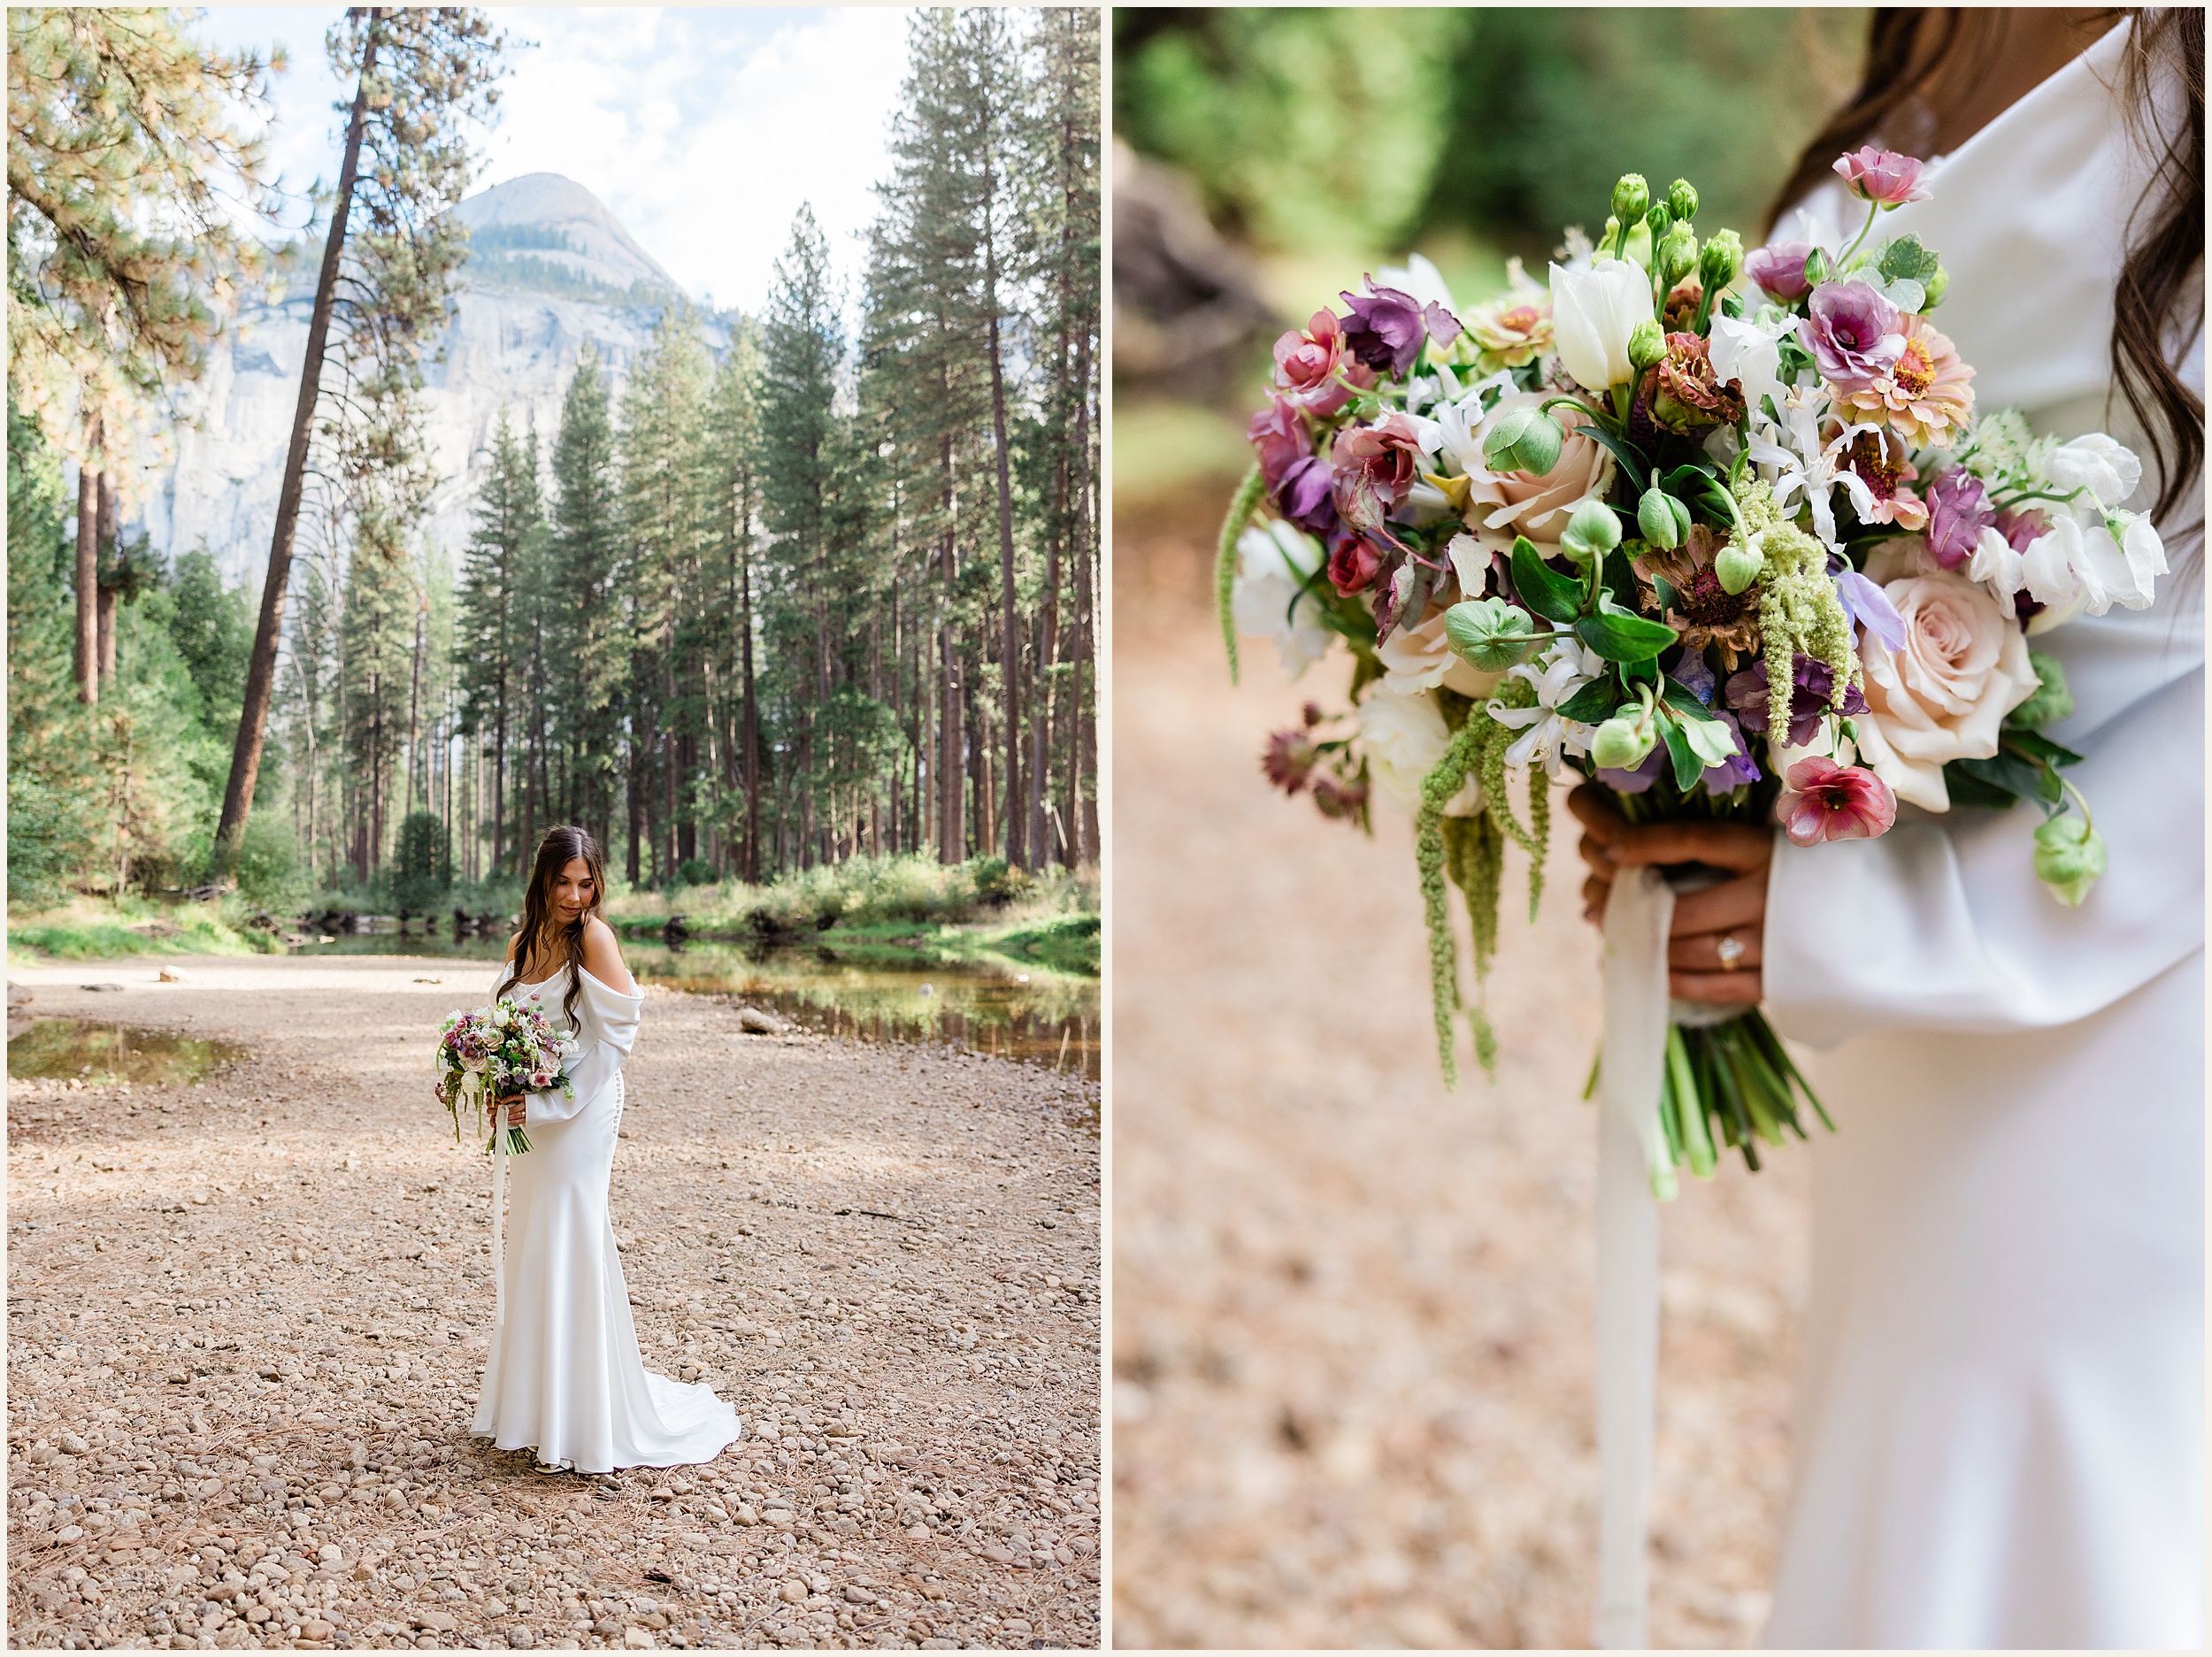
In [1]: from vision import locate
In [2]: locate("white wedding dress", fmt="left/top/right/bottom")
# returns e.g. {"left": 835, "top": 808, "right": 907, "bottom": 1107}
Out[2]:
{"left": 1759, "top": 24, "right": 2204, "bottom": 1647}
{"left": 470, "top": 963, "right": 744, "bottom": 1473}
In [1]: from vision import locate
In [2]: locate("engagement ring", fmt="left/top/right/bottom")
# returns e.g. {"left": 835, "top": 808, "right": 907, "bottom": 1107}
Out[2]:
{"left": 1716, "top": 933, "right": 1746, "bottom": 971}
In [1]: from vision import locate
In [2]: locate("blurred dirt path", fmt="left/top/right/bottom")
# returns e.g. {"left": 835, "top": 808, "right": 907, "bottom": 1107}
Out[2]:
{"left": 1110, "top": 497, "right": 1810, "bottom": 1649}
{"left": 7, "top": 956, "right": 1100, "bottom": 1650}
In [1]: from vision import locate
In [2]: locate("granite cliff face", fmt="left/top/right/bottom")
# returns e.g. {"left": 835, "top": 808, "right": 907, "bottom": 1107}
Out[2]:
{"left": 136, "top": 173, "right": 725, "bottom": 587}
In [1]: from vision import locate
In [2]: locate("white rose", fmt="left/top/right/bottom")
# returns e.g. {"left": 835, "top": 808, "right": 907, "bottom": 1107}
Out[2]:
{"left": 1547, "top": 257, "right": 1654, "bottom": 394}
{"left": 2043, "top": 433, "right": 2142, "bottom": 510}
{"left": 1853, "top": 568, "right": 2043, "bottom": 811}
{"left": 1232, "top": 520, "right": 1335, "bottom": 679}
{"left": 1376, "top": 603, "right": 1504, "bottom": 699}
{"left": 1356, "top": 687, "right": 1482, "bottom": 817}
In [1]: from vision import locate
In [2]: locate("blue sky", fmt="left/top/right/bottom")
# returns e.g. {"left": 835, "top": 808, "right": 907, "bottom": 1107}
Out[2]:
{"left": 193, "top": 7, "right": 915, "bottom": 314}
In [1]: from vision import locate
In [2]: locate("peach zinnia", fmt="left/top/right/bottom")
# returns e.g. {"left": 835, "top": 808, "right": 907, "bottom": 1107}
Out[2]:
{"left": 1834, "top": 313, "right": 1975, "bottom": 447}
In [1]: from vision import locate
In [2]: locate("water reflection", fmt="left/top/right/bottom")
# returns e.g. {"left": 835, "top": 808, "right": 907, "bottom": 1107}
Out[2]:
{"left": 7, "top": 1019, "right": 246, "bottom": 1085}
{"left": 292, "top": 930, "right": 1099, "bottom": 1080}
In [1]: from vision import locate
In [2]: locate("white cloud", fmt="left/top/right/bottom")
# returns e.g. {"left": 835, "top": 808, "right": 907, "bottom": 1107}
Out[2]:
{"left": 192, "top": 6, "right": 918, "bottom": 314}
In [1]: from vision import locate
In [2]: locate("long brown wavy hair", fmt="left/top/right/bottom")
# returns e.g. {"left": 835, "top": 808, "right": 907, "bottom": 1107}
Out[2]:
{"left": 495, "top": 826, "right": 607, "bottom": 1030}
{"left": 1767, "top": 8, "right": 2204, "bottom": 528}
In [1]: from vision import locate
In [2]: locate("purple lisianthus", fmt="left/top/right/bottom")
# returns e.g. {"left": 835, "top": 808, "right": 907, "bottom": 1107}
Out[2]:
{"left": 1923, "top": 466, "right": 1995, "bottom": 570}
{"left": 1745, "top": 240, "right": 1815, "bottom": 303}
{"left": 1279, "top": 455, "right": 1339, "bottom": 537}
{"left": 1797, "top": 280, "right": 1904, "bottom": 395}
{"left": 1339, "top": 278, "right": 1462, "bottom": 378}
{"left": 1596, "top": 743, "right": 1665, "bottom": 794}
{"left": 1724, "top": 654, "right": 1868, "bottom": 748}
{"left": 1832, "top": 146, "right": 1932, "bottom": 208}
{"left": 1698, "top": 708, "right": 1761, "bottom": 795}
{"left": 1827, "top": 554, "right": 1907, "bottom": 651}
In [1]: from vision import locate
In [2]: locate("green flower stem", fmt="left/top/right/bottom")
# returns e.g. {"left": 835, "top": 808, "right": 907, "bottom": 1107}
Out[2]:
{"left": 1666, "top": 1024, "right": 1717, "bottom": 1178}
{"left": 1217, "top": 464, "right": 1266, "bottom": 684}
{"left": 1837, "top": 196, "right": 1882, "bottom": 271}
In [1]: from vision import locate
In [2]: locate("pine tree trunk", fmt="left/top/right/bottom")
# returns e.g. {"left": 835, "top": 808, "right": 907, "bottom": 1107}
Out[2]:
{"left": 986, "top": 284, "right": 1023, "bottom": 869}
{"left": 74, "top": 416, "right": 98, "bottom": 706}
{"left": 216, "top": 11, "right": 382, "bottom": 863}
{"left": 1071, "top": 318, "right": 1096, "bottom": 867}
{"left": 95, "top": 472, "right": 119, "bottom": 685}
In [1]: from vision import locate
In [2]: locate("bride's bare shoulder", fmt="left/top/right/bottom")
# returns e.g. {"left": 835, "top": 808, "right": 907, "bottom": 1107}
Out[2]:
{"left": 580, "top": 916, "right": 634, "bottom": 991}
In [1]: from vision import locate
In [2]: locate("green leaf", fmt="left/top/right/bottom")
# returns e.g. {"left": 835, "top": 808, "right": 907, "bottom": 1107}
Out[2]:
{"left": 1578, "top": 422, "right": 1650, "bottom": 482}
{"left": 1574, "top": 610, "right": 1678, "bottom": 663}
{"left": 1942, "top": 763, "right": 2021, "bottom": 811}
{"left": 1601, "top": 545, "right": 1640, "bottom": 614}
{"left": 1658, "top": 713, "right": 1705, "bottom": 791}
{"left": 1510, "top": 536, "right": 1584, "bottom": 625}
{"left": 1955, "top": 752, "right": 2055, "bottom": 808}
{"left": 2004, "top": 729, "right": 2085, "bottom": 769}
{"left": 1877, "top": 233, "right": 1942, "bottom": 286}
{"left": 1659, "top": 679, "right": 1720, "bottom": 722}
{"left": 1557, "top": 678, "right": 1622, "bottom": 723}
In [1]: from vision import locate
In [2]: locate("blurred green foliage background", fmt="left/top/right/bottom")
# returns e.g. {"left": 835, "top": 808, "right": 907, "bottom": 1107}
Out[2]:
{"left": 1114, "top": 7, "right": 1868, "bottom": 504}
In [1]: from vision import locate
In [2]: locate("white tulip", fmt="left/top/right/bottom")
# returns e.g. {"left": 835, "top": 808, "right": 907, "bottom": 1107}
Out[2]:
{"left": 1548, "top": 257, "right": 1654, "bottom": 394}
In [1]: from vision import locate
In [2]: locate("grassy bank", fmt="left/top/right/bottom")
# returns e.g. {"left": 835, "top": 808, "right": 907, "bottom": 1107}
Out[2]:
{"left": 5, "top": 895, "right": 282, "bottom": 966}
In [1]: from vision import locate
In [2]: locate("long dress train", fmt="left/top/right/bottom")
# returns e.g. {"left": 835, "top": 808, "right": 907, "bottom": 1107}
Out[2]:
{"left": 470, "top": 964, "right": 744, "bottom": 1473}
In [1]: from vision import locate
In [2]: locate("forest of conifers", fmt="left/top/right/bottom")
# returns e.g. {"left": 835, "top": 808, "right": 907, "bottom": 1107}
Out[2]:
{"left": 6, "top": 6, "right": 1099, "bottom": 912}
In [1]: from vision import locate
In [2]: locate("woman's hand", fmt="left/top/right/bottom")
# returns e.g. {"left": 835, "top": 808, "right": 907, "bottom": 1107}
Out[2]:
{"left": 1570, "top": 784, "right": 1774, "bottom": 1004}
{"left": 498, "top": 1093, "right": 526, "bottom": 1129}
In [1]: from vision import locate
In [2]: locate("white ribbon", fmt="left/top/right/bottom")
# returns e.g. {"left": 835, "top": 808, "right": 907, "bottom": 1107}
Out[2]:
{"left": 489, "top": 1081, "right": 510, "bottom": 1333}
{"left": 1594, "top": 866, "right": 1675, "bottom": 1648}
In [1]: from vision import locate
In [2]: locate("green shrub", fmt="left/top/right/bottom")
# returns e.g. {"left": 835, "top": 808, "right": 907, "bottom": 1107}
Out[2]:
{"left": 676, "top": 857, "right": 716, "bottom": 888}
{"left": 233, "top": 812, "right": 306, "bottom": 911}
{"left": 391, "top": 811, "right": 451, "bottom": 914}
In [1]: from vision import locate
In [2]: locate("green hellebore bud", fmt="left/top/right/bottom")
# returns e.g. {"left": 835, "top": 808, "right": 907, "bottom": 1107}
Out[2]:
{"left": 1922, "top": 265, "right": 1950, "bottom": 309}
{"left": 1627, "top": 318, "right": 1667, "bottom": 374}
{"left": 1592, "top": 710, "right": 1657, "bottom": 771}
{"left": 1442, "top": 597, "right": 1540, "bottom": 674}
{"left": 2005, "top": 651, "right": 2074, "bottom": 732}
{"left": 1638, "top": 487, "right": 1690, "bottom": 550}
{"left": 1559, "top": 499, "right": 1622, "bottom": 566}
{"left": 1644, "top": 203, "right": 1672, "bottom": 241}
{"left": 1611, "top": 173, "right": 1650, "bottom": 222}
{"left": 1482, "top": 405, "right": 1564, "bottom": 477}
{"left": 1801, "top": 248, "right": 1830, "bottom": 288}
{"left": 1659, "top": 226, "right": 1698, "bottom": 288}
{"left": 1699, "top": 228, "right": 1744, "bottom": 293}
{"left": 1667, "top": 179, "right": 1699, "bottom": 223}
{"left": 1714, "top": 539, "right": 1765, "bottom": 595}
{"left": 2032, "top": 813, "right": 2107, "bottom": 908}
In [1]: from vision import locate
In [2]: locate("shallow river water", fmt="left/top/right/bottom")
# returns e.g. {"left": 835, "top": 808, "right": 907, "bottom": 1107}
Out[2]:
{"left": 287, "top": 931, "right": 1101, "bottom": 1080}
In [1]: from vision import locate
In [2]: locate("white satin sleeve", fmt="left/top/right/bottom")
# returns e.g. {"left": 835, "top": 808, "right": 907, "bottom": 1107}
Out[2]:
{"left": 525, "top": 969, "right": 643, "bottom": 1127}
{"left": 1763, "top": 663, "right": 2204, "bottom": 1047}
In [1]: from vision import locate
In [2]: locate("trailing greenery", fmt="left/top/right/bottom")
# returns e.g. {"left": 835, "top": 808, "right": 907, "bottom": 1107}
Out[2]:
{"left": 1414, "top": 677, "right": 1549, "bottom": 1087}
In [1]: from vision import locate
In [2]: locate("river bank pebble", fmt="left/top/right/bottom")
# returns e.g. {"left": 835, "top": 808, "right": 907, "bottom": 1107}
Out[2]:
{"left": 7, "top": 956, "right": 1101, "bottom": 1650}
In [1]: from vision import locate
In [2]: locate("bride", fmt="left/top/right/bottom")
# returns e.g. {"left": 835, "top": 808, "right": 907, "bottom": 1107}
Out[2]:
{"left": 470, "top": 825, "right": 744, "bottom": 1476}
{"left": 1575, "top": 9, "right": 2201, "bottom": 1646}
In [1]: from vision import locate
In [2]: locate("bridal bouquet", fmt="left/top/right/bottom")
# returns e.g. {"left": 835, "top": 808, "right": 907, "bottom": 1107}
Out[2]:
{"left": 435, "top": 1000, "right": 571, "bottom": 1155}
{"left": 1221, "top": 151, "right": 2168, "bottom": 1194}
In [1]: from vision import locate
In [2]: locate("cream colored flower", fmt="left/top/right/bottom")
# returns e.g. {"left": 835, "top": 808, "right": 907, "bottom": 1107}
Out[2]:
{"left": 1356, "top": 687, "right": 1482, "bottom": 817}
{"left": 1547, "top": 257, "right": 1654, "bottom": 393}
{"left": 1439, "top": 389, "right": 1616, "bottom": 560}
{"left": 1376, "top": 602, "right": 1504, "bottom": 700}
{"left": 1853, "top": 567, "right": 2041, "bottom": 811}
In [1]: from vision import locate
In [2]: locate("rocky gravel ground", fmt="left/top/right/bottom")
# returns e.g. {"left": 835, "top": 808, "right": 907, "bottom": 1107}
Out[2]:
{"left": 1110, "top": 500, "right": 1810, "bottom": 1649}
{"left": 6, "top": 957, "right": 1102, "bottom": 1651}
